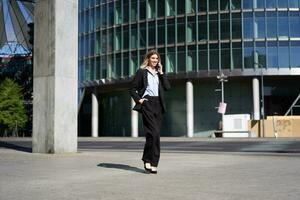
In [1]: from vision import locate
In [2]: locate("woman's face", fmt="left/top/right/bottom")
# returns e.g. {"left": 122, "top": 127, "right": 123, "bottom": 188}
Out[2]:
{"left": 148, "top": 54, "right": 159, "bottom": 68}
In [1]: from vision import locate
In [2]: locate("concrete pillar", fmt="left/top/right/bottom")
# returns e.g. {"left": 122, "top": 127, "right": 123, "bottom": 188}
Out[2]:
{"left": 32, "top": 0, "right": 78, "bottom": 153}
{"left": 131, "top": 99, "right": 138, "bottom": 137}
{"left": 91, "top": 90, "right": 98, "bottom": 137}
{"left": 252, "top": 77, "right": 260, "bottom": 120}
{"left": 186, "top": 81, "right": 194, "bottom": 137}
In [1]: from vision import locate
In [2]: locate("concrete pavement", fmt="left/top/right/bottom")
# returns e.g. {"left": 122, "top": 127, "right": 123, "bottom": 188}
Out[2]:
{"left": 1, "top": 138, "right": 300, "bottom": 200}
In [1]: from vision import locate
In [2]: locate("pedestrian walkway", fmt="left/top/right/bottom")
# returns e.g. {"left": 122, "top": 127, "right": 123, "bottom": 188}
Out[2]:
{"left": 1, "top": 138, "right": 300, "bottom": 200}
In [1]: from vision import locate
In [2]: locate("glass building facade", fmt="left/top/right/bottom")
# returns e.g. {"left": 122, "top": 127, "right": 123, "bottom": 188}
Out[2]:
{"left": 78, "top": 0, "right": 300, "bottom": 137}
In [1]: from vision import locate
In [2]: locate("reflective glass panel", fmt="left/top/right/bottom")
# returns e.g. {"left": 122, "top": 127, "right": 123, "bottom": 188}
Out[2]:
{"left": 255, "top": 42, "right": 266, "bottom": 68}
{"left": 289, "top": 0, "right": 299, "bottom": 8}
{"left": 243, "top": 12, "right": 253, "bottom": 39}
{"left": 209, "top": 14, "right": 218, "bottom": 40}
{"left": 243, "top": 0, "right": 253, "bottom": 9}
{"left": 139, "top": 0, "right": 146, "bottom": 20}
{"left": 278, "top": 0, "right": 288, "bottom": 8}
{"left": 187, "top": 17, "right": 196, "bottom": 42}
{"left": 177, "top": 46, "right": 186, "bottom": 72}
{"left": 157, "top": 0, "right": 165, "bottom": 16}
{"left": 131, "top": 0, "right": 138, "bottom": 22}
{"left": 177, "top": 0, "right": 185, "bottom": 14}
{"left": 131, "top": 25, "right": 137, "bottom": 48}
{"left": 199, "top": 44, "right": 208, "bottom": 70}
{"left": 177, "top": 18, "right": 185, "bottom": 43}
{"left": 209, "top": 0, "right": 218, "bottom": 11}
{"left": 210, "top": 44, "right": 219, "bottom": 69}
{"left": 255, "top": 12, "right": 265, "bottom": 38}
{"left": 123, "top": 26, "right": 129, "bottom": 50}
{"left": 157, "top": 20, "right": 165, "bottom": 45}
{"left": 232, "top": 42, "right": 242, "bottom": 69}
{"left": 148, "top": 22, "right": 155, "bottom": 46}
{"left": 244, "top": 42, "right": 254, "bottom": 68}
{"left": 187, "top": 45, "right": 197, "bottom": 71}
{"left": 254, "top": 0, "right": 265, "bottom": 9}
{"left": 278, "top": 42, "right": 290, "bottom": 68}
{"left": 198, "top": 15, "right": 207, "bottom": 41}
{"left": 199, "top": 0, "right": 207, "bottom": 12}
{"left": 267, "top": 42, "right": 278, "bottom": 68}
{"left": 267, "top": 12, "right": 277, "bottom": 38}
{"left": 290, "top": 42, "right": 300, "bottom": 67}
{"left": 266, "top": 0, "right": 276, "bottom": 8}
{"left": 231, "top": 0, "right": 241, "bottom": 9}
{"left": 221, "top": 43, "right": 230, "bottom": 69}
{"left": 232, "top": 13, "right": 242, "bottom": 39}
{"left": 221, "top": 14, "right": 230, "bottom": 40}
{"left": 290, "top": 12, "right": 300, "bottom": 38}
{"left": 220, "top": 0, "right": 230, "bottom": 10}
{"left": 140, "top": 23, "right": 146, "bottom": 47}
{"left": 167, "top": 19, "right": 175, "bottom": 44}
{"left": 278, "top": 12, "right": 289, "bottom": 37}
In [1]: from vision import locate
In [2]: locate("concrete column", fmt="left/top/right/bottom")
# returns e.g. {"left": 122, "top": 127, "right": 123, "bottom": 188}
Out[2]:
{"left": 91, "top": 90, "right": 98, "bottom": 137}
{"left": 252, "top": 77, "right": 260, "bottom": 120}
{"left": 32, "top": 0, "right": 78, "bottom": 153}
{"left": 186, "top": 81, "right": 194, "bottom": 137}
{"left": 131, "top": 99, "right": 138, "bottom": 137}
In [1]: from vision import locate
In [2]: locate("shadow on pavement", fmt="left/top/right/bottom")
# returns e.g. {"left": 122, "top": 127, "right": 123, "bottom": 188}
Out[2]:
{"left": 97, "top": 163, "right": 147, "bottom": 174}
{"left": 0, "top": 141, "right": 32, "bottom": 153}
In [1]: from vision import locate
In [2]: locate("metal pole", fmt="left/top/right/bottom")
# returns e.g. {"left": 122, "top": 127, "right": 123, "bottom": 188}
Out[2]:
{"left": 261, "top": 65, "right": 265, "bottom": 137}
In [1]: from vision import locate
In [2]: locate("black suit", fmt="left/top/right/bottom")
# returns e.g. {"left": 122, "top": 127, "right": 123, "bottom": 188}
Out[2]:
{"left": 129, "top": 68, "right": 171, "bottom": 113}
{"left": 129, "top": 68, "right": 171, "bottom": 167}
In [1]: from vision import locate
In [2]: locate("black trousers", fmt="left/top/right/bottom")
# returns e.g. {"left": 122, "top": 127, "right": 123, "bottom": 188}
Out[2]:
{"left": 141, "top": 95, "right": 163, "bottom": 167}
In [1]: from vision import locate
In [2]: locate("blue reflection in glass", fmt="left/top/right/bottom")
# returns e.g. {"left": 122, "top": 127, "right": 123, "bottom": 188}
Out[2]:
{"left": 267, "top": 12, "right": 277, "bottom": 38}
{"left": 290, "top": 12, "right": 300, "bottom": 38}
{"left": 255, "top": 12, "right": 265, "bottom": 38}
{"left": 289, "top": 0, "right": 299, "bottom": 8}
{"left": 255, "top": 0, "right": 265, "bottom": 8}
{"left": 278, "top": 0, "right": 288, "bottom": 8}
{"left": 244, "top": 42, "right": 254, "bottom": 68}
{"left": 243, "top": 13, "right": 253, "bottom": 38}
{"left": 255, "top": 42, "right": 266, "bottom": 67}
{"left": 267, "top": 42, "right": 278, "bottom": 68}
{"left": 291, "top": 42, "right": 300, "bottom": 67}
{"left": 243, "top": 0, "right": 253, "bottom": 9}
{"left": 266, "top": 0, "right": 276, "bottom": 8}
{"left": 278, "top": 42, "right": 290, "bottom": 68}
{"left": 278, "top": 12, "right": 289, "bottom": 38}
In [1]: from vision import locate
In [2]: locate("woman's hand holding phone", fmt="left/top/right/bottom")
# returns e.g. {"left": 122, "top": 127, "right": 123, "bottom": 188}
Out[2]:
{"left": 157, "top": 62, "right": 163, "bottom": 74}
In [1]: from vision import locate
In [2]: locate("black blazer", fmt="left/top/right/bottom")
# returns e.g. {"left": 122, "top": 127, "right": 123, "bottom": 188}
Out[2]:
{"left": 129, "top": 68, "right": 171, "bottom": 113}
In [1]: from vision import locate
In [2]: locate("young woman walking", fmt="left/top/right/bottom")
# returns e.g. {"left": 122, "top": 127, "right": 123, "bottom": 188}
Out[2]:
{"left": 129, "top": 50, "right": 171, "bottom": 174}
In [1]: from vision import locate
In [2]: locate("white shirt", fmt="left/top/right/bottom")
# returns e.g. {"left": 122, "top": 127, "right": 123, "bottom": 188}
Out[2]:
{"left": 142, "top": 69, "right": 159, "bottom": 97}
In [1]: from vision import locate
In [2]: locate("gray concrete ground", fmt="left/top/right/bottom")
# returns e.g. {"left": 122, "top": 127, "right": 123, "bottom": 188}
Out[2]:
{"left": 1, "top": 138, "right": 300, "bottom": 200}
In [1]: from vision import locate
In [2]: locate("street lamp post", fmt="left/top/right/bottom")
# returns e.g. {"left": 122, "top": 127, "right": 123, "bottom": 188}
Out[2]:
{"left": 216, "top": 72, "right": 228, "bottom": 131}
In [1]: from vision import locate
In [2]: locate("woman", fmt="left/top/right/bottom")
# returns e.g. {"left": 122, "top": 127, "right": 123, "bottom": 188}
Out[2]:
{"left": 129, "top": 50, "right": 171, "bottom": 174}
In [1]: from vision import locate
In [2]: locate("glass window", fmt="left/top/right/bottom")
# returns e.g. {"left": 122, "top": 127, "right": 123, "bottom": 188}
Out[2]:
{"left": 95, "top": 7, "right": 101, "bottom": 29}
{"left": 107, "top": 55, "right": 114, "bottom": 78}
{"left": 199, "top": 44, "right": 208, "bottom": 70}
{"left": 266, "top": 0, "right": 276, "bottom": 8}
{"left": 116, "top": 53, "right": 122, "bottom": 78}
{"left": 291, "top": 42, "right": 300, "bottom": 67}
{"left": 166, "top": 0, "right": 175, "bottom": 16}
{"left": 278, "top": 42, "right": 290, "bottom": 68}
{"left": 101, "top": 31, "right": 107, "bottom": 54}
{"left": 95, "top": 32, "right": 101, "bottom": 55}
{"left": 290, "top": 12, "right": 300, "bottom": 38}
{"left": 209, "top": 0, "right": 218, "bottom": 11}
{"left": 289, "top": 0, "right": 299, "bottom": 8}
{"left": 220, "top": 0, "right": 230, "bottom": 10}
{"left": 209, "top": 14, "right": 219, "bottom": 40}
{"left": 107, "top": 29, "right": 114, "bottom": 52}
{"left": 91, "top": 58, "right": 95, "bottom": 80}
{"left": 187, "top": 17, "right": 196, "bottom": 42}
{"left": 123, "top": 26, "right": 129, "bottom": 50}
{"left": 90, "top": 9, "right": 94, "bottom": 31}
{"left": 278, "top": 0, "right": 288, "bottom": 8}
{"left": 100, "top": 56, "right": 107, "bottom": 79}
{"left": 221, "top": 43, "right": 230, "bottom": 69}
{"left": 115, "top": 27, "right": 121, "bottom": 50}
{"left": 148, "top": 21, "right": 155, "bottom": 46}
{"left": 187, "top": 45, "right": 197, "bottom": 71}
{"left": 255, "top": 42, "right": 266, "bottom": 68}
{"left": 96, "top": 57, "right": 100, "bottom": 80}
{"left": 244, "top": 42, "right": 254, "bottom": 68}
{"left": 167, "top": 19, "right": 175, "bottom": 44}
{"left": 131, "top": 25, "right": 137, "bottom": 48}
{"left": 140, "top": 23, "right": 146, "bottom": 48}
{"left": 267, "top": 12, "right": 277, "bottom": 38}
{"left": 177, "top": 0, "right": 185, "bottom": 15}
{"left": 231, "top": 0, "right": 241, "bottom": 10}
{"left": 115, "top": 0, "right": 122, "bottom": 24}
{"left": 243, "top": 12, "right": 253, "bottom": 39}
{"left": 101, "top": 5, "right": 107, "bottom": 27}
{"left": 123, "top": 52, "right": 129, "bottom": 76}
{"left": 177, "top": 18, "right": 185, "bottom": 43}
{"left": 90, "top": 33, "right": 95, "bottom": 56}
{"left": 131, "top": 0, "right": 138, "bottom": 22}
{"left": 124, "top": 0, "right": 129, "bottom": 23}
{"left": 254, "top": 12, "right": 265, "bottom": 38}
{"left": 147, "top": 0, "right": 156, "bottom": 19}
{"left": 157, "top": 0, "right": 165, "bottom": 16}
{"left": 209, "top": 44, "right": 219, "bottom": 70}
{"left": 278, "top": 12, "right": 289, "bottom": 37}
{"left": 221, "top": 14, "right": 230, "bottom": 40}
{"left": 177, "top": 47, "right": 186, "bottom": 72}
{"left": 130, "top": 51, "right": 138, "bottom": 75}
{"left": 84, "top": 11, "right": 89, "bottom": 32}
{"left": 158, "top": 48, "right": 165, "bottom": 70}
{"left": 166, "top": 47, "right": 176, "bottom": 73}
{"left": 186, "top": 0, "right": 197, "bottom": 13}
{"left": 139, "top": 0, "right": 146, "bottom": 20}
{"left": 199, "top": 0, "right": 207, "bottom": 12}
{"left": 254, "top": 0, "right": 265, "bottom": 9}
{"left": 198, "top": 15, "right": 207, "bottom": 41}
{"left": 85, "top": 59, "right": 91, "bottom": 81}
{"left": 108, "top": 2, "right": 114, "bottom": 26}
{"left": 243, "top": 0, "right": 253, "bottom": 9}
{"left": 267, "top": 42, "right": 278, "bottom": 68}
{"left": 232, "top": 13, "right": 242, "bottom": 39}
{"left": 157, "top": 20, "right": 165, "bottom": 45}
{"left": 232, "top": 42, "right": 242, "bottom": 69}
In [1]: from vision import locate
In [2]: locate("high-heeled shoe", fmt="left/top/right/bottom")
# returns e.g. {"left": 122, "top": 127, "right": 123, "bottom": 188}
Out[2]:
{"left": 144, "top": 163, "right": 152, "bottom": 173}
{"left": 151, "top": 166, "right": 157, "bottom": 174}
